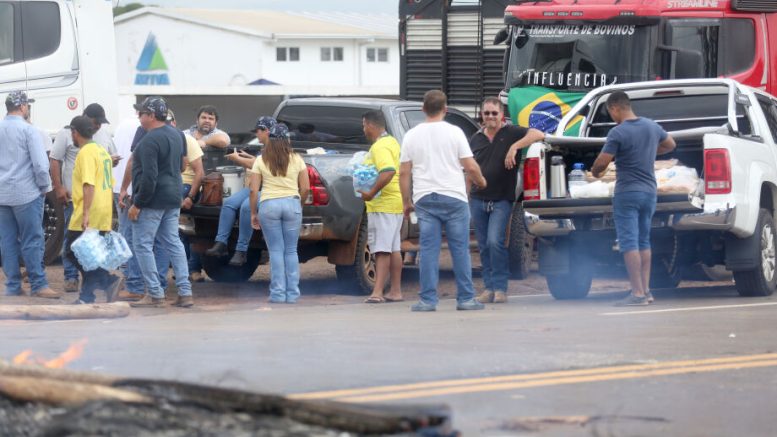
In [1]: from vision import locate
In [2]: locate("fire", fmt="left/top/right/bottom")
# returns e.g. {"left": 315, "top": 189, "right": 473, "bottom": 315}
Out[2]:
{"left": 12, "top": 338, "right": 88, "bottom": 369}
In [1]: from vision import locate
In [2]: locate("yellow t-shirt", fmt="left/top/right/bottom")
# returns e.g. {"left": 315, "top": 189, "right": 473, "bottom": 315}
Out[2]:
{"left": 250, "top": 153, "right": 306, "bottom": 202}
{"left": 69, "top": 142, "right": 114, "bottom": 231}
{"left": 181, "top": 134, "right": 204, "bottom": 185}
{"left": 363, "top": 135, "right": 403, "bottom": 214}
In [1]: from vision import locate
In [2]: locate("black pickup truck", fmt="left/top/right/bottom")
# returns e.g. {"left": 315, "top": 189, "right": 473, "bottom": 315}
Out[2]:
{"left": 179, "top": 98, "right": 533, "bottom": 293}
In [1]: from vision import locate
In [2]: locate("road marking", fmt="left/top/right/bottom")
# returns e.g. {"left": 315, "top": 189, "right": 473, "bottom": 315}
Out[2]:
{"left": 290, "top": 353, "right": 777, "bottom": 402}
{"left": 601, "top": 302, "right": 777, "bottom": 316}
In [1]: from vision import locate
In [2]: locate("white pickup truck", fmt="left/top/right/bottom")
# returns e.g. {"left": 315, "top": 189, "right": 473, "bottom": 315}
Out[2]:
{"left": 522, "top": 79, "right": 777, "bottom": 299}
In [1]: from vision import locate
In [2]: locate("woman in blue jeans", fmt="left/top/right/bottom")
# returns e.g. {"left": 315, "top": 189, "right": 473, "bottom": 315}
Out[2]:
{"left": 249, "top": 124, "right": 310, "bottom": 303}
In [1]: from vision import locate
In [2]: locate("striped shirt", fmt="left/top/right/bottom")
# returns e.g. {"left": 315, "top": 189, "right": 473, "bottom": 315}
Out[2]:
{"left": 0, "top": 115, "right": 52, "bottom": 206}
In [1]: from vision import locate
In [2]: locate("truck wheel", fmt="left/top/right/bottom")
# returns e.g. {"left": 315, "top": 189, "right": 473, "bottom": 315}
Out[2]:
{"left": 509, "top": 203, "right": 534, "bottom": 279}
{"left": 335, "top": 215, "right": 376, "bottom": 295}
{"left": 201, "top": 249, "right": 262, "bottom": 283}
{"left": 733, "top": 209, "right": 776, "bottom": 297}
{"left": 650, "top": 237, "right": 681, "bottom": 289}
{"left": 545, "top": 260, "right": 593, "bottom": 300}
{"left": 43, "top": 192, "right": 65, "bottom": 266}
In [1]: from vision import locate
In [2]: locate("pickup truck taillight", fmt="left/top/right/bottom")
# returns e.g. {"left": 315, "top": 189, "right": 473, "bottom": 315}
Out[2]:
{"left": 523, "top": 157, "right": 541, "bottom": 200}
{"left": 704, "top": 149, "right": 732, "bottom": 194}
{"left": 306, "top": 165, "right": 329, "bottom": 206}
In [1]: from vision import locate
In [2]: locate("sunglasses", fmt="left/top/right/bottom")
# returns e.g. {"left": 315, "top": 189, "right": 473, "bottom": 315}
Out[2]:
{"left": 138, "top": 111, "right": 151, "bottom": 117}
{"left": 481, "top": 111, "right": 500, "bottom": 117}
{"left": 256, "top": 126, "right": 268, "bottom": 132}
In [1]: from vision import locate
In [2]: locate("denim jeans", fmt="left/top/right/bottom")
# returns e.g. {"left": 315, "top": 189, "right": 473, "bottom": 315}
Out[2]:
{"left": 157, "top": 184, "right": 197, "bottom": 278}
{"left": 119, "top": 204, "right": 146, "bottom": 295}
{"left": 215, "top": 188, "right": 255, "bottom": 252}
{"left": 470, "top": 198, "right": 512, "bottom": 292}
{"left": 613, "top": 191, "right": 657, "bottom": 253}
{"left": 414, "top": 193, "right": 475, "bottom": 305}
{"left": 0, "top": 196, "right": 49, "bottom": 294}
{"left": 259, "top": 197, "right": 302, "bottom": 303}
{"left": 61, "top": 201, "right": 79, "bottom": 281}
{"left": 131, "top": 207, "right": 192, "bottom": 299}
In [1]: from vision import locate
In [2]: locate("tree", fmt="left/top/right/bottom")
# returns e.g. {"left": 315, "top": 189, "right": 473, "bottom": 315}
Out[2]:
{"left": 113, "top": 2, "right": 147, "bottom": 17}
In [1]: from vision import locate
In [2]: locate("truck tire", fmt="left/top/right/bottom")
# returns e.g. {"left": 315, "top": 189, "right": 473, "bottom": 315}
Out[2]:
{"left": 201, "top": 249, "right": 262, "bottom": 283}
{"left": 509, "top": 203, "right": 533, "bottom": 279}
{"left": 545, "top": 259, "right": 593, "bottom": 300}
{"left": 733, "top": 209, "right": 776, "bottom": 297}
{"left": 43, "top": 192, "right": 65, "bottom": 266}
{"left": 650, "top": 236, "right": 681, "bottom": 289}
{"left": 335, "top": 215, "right": 376, "bottom": 295}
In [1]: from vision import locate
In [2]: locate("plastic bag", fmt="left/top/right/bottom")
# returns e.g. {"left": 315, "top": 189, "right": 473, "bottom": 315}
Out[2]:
{"left": 100, "top": 231, "right": 133, "bottom": 271}
{"left": 71, "top": 229, "right": 108, "bottom": 272}
{"left": 569, "top": 180, "right": 614, "bottom": 199}
{"left": 656, "top": 166, "right": 699, "bottom": 194}
{"left": 352, "top": 164, "right": 380, "bottom": 198}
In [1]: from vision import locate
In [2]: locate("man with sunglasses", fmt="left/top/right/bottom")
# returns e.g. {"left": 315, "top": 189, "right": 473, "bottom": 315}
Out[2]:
{"left": 470, "top": 97, "right": 544, "bottom": 304}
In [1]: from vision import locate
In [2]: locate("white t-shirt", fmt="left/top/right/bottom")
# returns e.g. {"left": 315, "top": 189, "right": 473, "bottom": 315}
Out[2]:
{"left": 399, "top": 121, "right": 473, "bottom": 204}
{"left": 112, "top": 117, "right": 141, "bottom": 194}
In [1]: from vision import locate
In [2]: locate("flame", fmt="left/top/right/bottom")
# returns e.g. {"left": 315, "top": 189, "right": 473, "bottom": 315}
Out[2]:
{"left": 11, "top": 338, "right": 88, "bottom": 369}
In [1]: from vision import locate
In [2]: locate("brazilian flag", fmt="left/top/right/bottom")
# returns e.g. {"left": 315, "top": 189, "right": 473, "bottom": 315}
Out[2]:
{"left": 507, "top": 86, "right": 587, "bottom": 136}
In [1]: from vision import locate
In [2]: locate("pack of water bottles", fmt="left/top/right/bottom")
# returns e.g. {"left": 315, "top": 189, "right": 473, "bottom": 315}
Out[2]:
{"left": 71, "top": 229, "right": 133, "bottom": 272}
{"left": 345, "top": 151, "right": 380, "bottom": 199}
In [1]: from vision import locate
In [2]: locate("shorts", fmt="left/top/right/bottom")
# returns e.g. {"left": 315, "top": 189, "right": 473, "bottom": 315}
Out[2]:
{"left": 612, "top": 191, "right": 657, "bottom": 253}
{"left": 367, "top": 212, "right": 403, "bottom": 254}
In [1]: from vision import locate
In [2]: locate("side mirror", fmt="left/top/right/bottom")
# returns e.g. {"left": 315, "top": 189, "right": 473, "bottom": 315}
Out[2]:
{"left": 493, "top": 28, "right": 509, "bottom": 45}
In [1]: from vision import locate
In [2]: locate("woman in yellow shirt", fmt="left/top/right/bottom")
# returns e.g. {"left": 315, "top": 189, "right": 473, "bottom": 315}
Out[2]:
{"left": 249, "top": 124, "right": 310, "bottom": 303}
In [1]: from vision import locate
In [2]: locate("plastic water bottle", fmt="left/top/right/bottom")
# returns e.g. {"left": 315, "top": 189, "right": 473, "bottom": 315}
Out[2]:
{"left": 568, "top": 163, "right": 587, "bottom": 190}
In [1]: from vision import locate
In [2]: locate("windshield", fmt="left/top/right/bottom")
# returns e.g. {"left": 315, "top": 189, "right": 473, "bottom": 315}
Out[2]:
{"left": 506, "top": 24, "right": 655, "bottom": 91}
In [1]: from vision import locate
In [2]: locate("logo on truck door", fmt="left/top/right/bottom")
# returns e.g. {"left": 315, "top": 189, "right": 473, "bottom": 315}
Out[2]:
{"left": 135, "top": 33, "right": 170, "bottom": 86}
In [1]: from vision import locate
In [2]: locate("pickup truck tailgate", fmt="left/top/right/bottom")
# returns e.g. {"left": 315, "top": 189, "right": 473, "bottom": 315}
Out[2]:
{"left": 524, "top": 194, "right": 701, "bottom": 219}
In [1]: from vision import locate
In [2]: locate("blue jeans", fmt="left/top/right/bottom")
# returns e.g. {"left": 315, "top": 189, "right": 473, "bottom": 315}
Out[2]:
{"left": 470, "top": 198, "right": 512, "bottom": 292}
{"left": 215, "top": 188, "right": 255, "bottom": 252}
{"left": 131, "top": 208, "right": 192, "bottom": 299}
{"left": 0, "top": 196, "right": 49, "bottom": 294}
{"left": 613, "top": 191, "right": 657, "bottom": 253}
{"left": 119, "top": 203, "right": 146, "bottom": 295}
{"left": 157, "top": 184, "right": 197, "bottom": 278}
{"left": 259, "top": 197, "right": 302, "bottom": 303}
{"left": 61, "top": 201, "right": 79, "bottom": 281}
{"left": 415, "top": 193, "right": 475, "bottom": 305}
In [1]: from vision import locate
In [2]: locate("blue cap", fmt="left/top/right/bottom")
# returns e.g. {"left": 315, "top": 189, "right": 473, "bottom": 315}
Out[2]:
{"left": 573, "top": 163, "right": 585, "bottom": 170}
{"left": 268, "top": 123, "right": 290, "bottom": 139}
{"left": 5, "top": 90, "right": 34, "bottom": 107}
{"left": 133, "top": 96, "right": 168, "bottom": 120}
{"left": 254, "top": 116, "right": 277, "bottom": 132}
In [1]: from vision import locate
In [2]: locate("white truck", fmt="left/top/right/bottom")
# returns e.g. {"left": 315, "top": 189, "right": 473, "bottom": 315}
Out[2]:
{"left": 0, "top": 0, "right": 119, "bottom": 263}
{"left": 522, "top": 79, "right": 777, "bottom": 299}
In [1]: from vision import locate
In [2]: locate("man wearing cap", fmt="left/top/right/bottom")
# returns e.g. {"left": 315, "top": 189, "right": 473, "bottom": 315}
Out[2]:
{"left": 64, "top": 115, "right": 124, "bottom": 304}
{"left": 50, "top": 103, "right": 119, "bottom": 293}
{"left": 128, "top": 96, "right": 193, "bottom": 308}
{"left": 0, "top": 91, "right": 58, "bottom": 298}
{"left": 205, "top": 116, "right": 273, "bottom": 267}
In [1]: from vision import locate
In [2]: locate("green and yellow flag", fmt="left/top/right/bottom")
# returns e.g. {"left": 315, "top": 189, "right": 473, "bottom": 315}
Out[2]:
{"left": 507, "top": 86, "right": 586, "bottom": 136}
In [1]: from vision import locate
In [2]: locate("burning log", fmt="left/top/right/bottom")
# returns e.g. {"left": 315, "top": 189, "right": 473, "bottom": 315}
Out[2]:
{"left": 0, "top": 362, "right": 118, "bottom": 386}
{"left": 0, "top": 376, "right": 150, "bottom": 406}
{"left": 0, "top": 302, "right": 130, "bottom": 320}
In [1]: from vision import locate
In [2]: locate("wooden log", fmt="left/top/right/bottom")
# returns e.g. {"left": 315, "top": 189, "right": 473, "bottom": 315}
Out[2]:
{"left": 0, "top": 362, "right": 119, "bottom": 386}
{"left": 0, "top": 302, "right": 130, "bottom": 320}
{"left": 0, "top": 375, "right": 150, "bottom": 405}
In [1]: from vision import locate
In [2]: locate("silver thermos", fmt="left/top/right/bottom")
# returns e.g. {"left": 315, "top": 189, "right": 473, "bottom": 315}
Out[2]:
{"left": 550, "top": 156, "right": 567, "bottom": 198}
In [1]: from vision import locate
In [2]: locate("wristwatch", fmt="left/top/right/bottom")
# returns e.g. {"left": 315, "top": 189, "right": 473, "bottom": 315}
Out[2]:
{"left": 187, "top": 194, "right": 196, "bottom": 201}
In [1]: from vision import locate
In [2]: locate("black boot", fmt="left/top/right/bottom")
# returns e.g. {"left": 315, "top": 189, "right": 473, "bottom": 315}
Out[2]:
{"left": 205, "top": 242, "right": 228, "bottom": 257}
{"left": 229, "top": 250, "right": 247, "bottom": 266}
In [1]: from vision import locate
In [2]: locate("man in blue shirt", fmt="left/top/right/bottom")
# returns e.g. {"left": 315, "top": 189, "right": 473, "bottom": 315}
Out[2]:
{"left": 592, "top": 91, "right": 676, "bottom": 306}
{"left": 0, "top": 91, "right": 59, "bottom": 298}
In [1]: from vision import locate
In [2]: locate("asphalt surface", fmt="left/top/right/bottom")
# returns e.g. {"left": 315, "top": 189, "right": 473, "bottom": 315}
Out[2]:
{"left": 1, "top": 258, "right": 776, "bottom": 436}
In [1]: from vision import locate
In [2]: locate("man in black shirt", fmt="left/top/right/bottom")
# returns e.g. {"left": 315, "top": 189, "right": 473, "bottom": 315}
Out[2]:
{"left": 127, "top": 96, "right": 193, "bottom": 308}
{"left": 470, "top": 97, "right": 544, "bottom": 304}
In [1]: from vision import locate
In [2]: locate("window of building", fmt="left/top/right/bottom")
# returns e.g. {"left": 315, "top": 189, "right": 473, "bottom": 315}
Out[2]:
{"left": 321, "top": 47, "right": 343, "bottom": 62}
{"left": 0, "top": 3, "right": 14, "bottom": 65}
{"left": 277, "top": 47, "right": 300, "bottom": 62}
{"left": 367, "top": 48, "right": 389, "bottom": 63}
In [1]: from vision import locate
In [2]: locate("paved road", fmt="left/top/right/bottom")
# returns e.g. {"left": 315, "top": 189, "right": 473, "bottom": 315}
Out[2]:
{"left": 1, "top": 265, "right": 775, "bottom": 436}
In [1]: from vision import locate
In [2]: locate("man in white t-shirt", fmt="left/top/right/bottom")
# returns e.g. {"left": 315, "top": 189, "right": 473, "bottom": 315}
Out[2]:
{"left": 399, "top": 90, "right": 488, "bottom": 312}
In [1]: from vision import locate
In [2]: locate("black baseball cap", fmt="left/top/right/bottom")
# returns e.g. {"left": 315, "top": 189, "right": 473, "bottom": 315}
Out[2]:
{"left": 84, "top": 103, "right": 109, "bottom": 124}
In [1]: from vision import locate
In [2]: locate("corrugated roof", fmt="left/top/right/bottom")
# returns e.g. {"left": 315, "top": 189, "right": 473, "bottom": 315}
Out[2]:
{"left": 166, "top": 8, "right": 396, "bottom": 38}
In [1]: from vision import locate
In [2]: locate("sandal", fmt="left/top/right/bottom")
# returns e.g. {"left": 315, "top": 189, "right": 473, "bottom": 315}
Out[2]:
{"left": 384, "top": 296, "right": 404, "bottom": 302}
{"left": 364, "top": 296, "right": 385, "bottom": 304}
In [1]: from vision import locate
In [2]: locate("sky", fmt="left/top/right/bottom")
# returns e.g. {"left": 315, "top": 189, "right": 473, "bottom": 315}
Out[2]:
{"left": 128, "top": 0, "right": 397, "bottom": 13}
